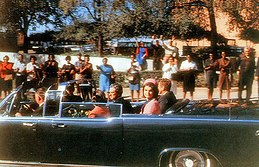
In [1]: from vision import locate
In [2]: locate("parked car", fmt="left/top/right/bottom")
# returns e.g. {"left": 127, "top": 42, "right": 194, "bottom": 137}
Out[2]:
{"left": 0, "top": 83, "right": 258, "bottom": 167}
{"left": 82, "top": 44, "right": 97, "bottom": 52}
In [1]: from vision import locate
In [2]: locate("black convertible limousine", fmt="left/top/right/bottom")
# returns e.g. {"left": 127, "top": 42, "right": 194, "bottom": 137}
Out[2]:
{"left": 0, "top": 82, "right": 258, "bottom": 167}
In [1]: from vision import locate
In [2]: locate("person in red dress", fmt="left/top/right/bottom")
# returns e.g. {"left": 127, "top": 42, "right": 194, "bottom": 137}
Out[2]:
{"left": 0, "top": 56, "right": 13, "bottom": 98}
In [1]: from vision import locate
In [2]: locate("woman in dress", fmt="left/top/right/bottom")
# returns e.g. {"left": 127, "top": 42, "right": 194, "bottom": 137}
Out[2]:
{"left": 80, "top": 55, "right": 94, "bottom": 101}
{"left": 140, "top": 82, "right": 161, "bottom": 115}
{"left": 204, "top": 53, "right": 216, "bottom": 100}
{"left": 135, "top": 38, "right": 148, "bottom": 70}
{"left": 96, "top": 58, "right": 115, "bottom": 100}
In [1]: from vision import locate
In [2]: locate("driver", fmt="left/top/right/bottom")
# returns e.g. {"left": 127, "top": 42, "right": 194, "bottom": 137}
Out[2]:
{"left": 15, "top": 87, "right": 46, "bottom": 117}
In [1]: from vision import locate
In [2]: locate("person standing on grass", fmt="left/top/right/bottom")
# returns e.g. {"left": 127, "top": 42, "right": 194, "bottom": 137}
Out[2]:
{"left": 162, "top": 56, "right": 178, "bottom": 95}
{"left": 151, "top": 35, "right": 164, "bottom": 70}
{"left": 43, "top": 54, "right": 59, "bottom": 87}
{"left": 61, "top": 56, "right": 76, "bottom": 82}
{"left": 96, "top": 57, "right": 115, "bottom": 100}
{"left": 127, "top": 54, "right": 141, "bottom": 102}
{"left": 256, "top": 56, "right": 259, "bottom": 102}
{"left": 204, "top": 53, "right": 217, "bottom": 100}
{"left": 135, "top": 38, "right": 148, "bottom": 70}
{"left": 216, "top": 51, "right": 231, "bottom": 101}
{"left": 80, "top": 55, "right": 94, "bottom": 101}
{"left": 179, "top": 55, "right": 198, "bottom": 100}
{"left": 0, "top": 56, "right": 13, "bottom": 98}
{"left": 13, "top": 54, "right": 27, "bottom": 88}
{"left": 237, "top": 47, "right": 255, "bottom": 104}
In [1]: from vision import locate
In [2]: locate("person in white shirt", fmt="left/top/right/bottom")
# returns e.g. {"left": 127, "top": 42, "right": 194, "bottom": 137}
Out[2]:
{"left": 24, "top": 56, "right": 41, "bottom": 92}
{"left": 13, "top": 54, "right": 27, "bottom": 87}
{"left": 162, "top": 56, "right": 178, "bottom": 95}
{"left": 180, "top": 55, "right": 198, "bottom": 100}
{"left": 26, "top": 56, "right": 39, "bottom": 80}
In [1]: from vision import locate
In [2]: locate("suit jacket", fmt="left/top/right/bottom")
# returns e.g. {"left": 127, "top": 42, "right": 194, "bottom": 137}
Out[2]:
{"left": 237, "top": 53, "right": 255, "bottom": 76}
{"left": 62, "top": 95, "right": 83, "bottom": 102}
{"left": 114, "top": 97, "right": 134, "bottom": 114}
{"left": 158, "top": 91, "right": 177, "bottom": 114}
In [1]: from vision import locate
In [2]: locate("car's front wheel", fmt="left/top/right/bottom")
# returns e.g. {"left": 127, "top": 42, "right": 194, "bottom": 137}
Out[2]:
{"left": 159, "top": 150, "right": 220, "bottom": 167}
{"left": 169, "top": 150, "right": 205, "bottom": 167}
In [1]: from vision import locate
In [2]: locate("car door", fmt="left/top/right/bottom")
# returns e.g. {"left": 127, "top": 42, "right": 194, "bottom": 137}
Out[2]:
{"left": 0, "top": 117, "right": 44, "bottom": 162}
{"left": 38, "top": 102, "right": 124, "bottom": 166}
{"left": 122, "top": 114, "right": 259, "bottom": 167}
{"left": 0, "top": 89, "right": 44, "bottom": 162}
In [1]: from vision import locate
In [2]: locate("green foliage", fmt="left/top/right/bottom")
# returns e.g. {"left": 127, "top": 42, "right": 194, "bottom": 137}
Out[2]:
{"left": 239, "top": 28, "right": 259, "bottom": 43}
{"left": 56, "top": 21, "right": 98, "bottom": 41}
{"left": 218, "top": 0, "right": 258, "bottom": 42}
{"left": 105, "top": 0, "right": 199, "bottom": 39}
{"left": 0, "top": 0, "right": 65, "bottom": 34}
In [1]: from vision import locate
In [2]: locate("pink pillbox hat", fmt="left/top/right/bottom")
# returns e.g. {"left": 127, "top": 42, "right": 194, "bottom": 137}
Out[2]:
{"left": 143, "top": 78, "right": 158, "bottom": 86}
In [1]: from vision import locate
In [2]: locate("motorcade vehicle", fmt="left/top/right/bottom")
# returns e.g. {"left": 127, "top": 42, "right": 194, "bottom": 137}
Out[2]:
{"left": 0, "top": 82, "right": 258, "bottom": 167}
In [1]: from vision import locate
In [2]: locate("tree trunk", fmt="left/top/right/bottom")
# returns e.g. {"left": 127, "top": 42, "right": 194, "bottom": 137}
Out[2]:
{"left": 98, "top": 31, "right": 103, "bottom": 57}
{"left": 96, "top": 0, "right": 103, "bottom": 57}
{"left": 207, "top": 0, "right": 218, "bottom": 56}
{"left": 20, "top": 16, "right": 29, "bottom": 53}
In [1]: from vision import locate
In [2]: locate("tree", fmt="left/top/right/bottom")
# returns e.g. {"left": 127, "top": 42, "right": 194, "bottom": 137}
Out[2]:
{"left": 105, "top": 0, "right": 207, "bottom": 39}
{"left": 0, "top": 0, "right": 65, "bottom": 52}
{"left": 59, "top": 0, "right": 113, "bottom": 56}
{"left": 172, "top": 0, "right": 222, "bottom": 56}
{"left": 218, "top": 0, "right": 259, "bottom": 43}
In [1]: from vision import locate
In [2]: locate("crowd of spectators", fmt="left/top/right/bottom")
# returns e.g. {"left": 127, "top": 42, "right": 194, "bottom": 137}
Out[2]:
{"left": 0, "top": 38, "right": 257, "bottom": 109}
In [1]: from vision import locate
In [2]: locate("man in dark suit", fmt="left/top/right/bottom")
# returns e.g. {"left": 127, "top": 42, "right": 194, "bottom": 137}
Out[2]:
{"left": 158, "top": 78, "right": 177, "bottom": 114}
{"left": 109, "top": 83, "right": 134, "bottom": 114}
{"left": 62, "top": 84, "right": 83, "bottom": 102}
{"left": 237, "top": 47, "right": 255, "bottom": 104}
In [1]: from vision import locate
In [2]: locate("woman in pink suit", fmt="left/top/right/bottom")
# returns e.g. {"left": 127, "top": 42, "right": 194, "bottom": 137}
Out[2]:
{"left": 140, "top": 82, "right": 161, "bottom": 115}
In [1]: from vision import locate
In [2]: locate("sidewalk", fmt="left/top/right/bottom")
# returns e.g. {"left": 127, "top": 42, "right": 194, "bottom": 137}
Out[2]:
{"left": 123, "top": 80, "right": 259, "bottom": 101}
